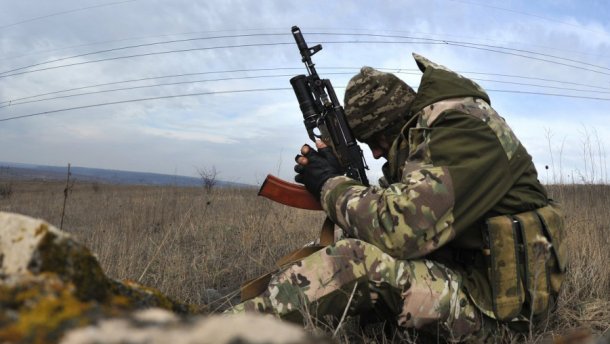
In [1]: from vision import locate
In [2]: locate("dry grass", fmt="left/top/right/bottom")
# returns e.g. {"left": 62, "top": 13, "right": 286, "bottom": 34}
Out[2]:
{"left": 541, "top": 185, "right": 610, "bottom": 340}
{"left": 0, "top": 179, "right": 608, "bottom": 342}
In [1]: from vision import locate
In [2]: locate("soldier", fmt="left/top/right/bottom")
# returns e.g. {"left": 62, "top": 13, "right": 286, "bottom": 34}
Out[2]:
{"left": 227, "top": 54, "right": 567, "bottom": 342}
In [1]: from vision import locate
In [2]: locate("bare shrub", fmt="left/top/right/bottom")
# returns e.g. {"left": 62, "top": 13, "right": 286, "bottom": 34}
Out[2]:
{"left": 0, "top": 182, "right": 12, "bottom": 199}
{"left": 196, "top": 166, "right": 218, "bottom": 194}
{"left": 60, "top": 163, "right": 75, "bottom": 230}
{"left": 0, "top": 166, "right": 13, "bottom": 199}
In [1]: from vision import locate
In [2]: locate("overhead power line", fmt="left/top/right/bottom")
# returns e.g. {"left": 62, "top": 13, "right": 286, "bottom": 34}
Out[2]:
{"left": 0, "top": 33, "right": 287, "bottom": 75}
{"left": 1, "top": 32, "right": 595, "bottom": 74}
{"left": 338, "top": 33, "right": 610, "bottom": 72}
{"left": 3, "top": 71, "right": 610, "bottom": 110}
{"left": 0, "top": 67, "right": 303, "bottom": 105}
{"left": 0, "top": 28, "right": 287, "bottom": 62}
{"left": 2, "top": 86, "right": 609, "bottom": 123}
{"left": 4, "top": 26, "right": 606, "bottom": 64}
{"left": 450, "top": 42, "right": 610, "bottom": 76}
{"left": 2, "top": 65, "right": 609, "bottom": 108}
{"left": 2, "top": 32, "right": 609, "bottom": 78}
{"left": 0, "top": 88, "right": 290, "bottom": 122}
{"left": 0, "top": 40, "right": 446, "bottom": 79}
{"left": 445, "top": 0, "right": 608, "bottom": 37}
{"left": 0, "top": 67, "right": 301, "bottom": 105}
{"left": 447, "top": 70, "right": 610, "bottom": 90}
{"left": 0, "top": 73, "right": 353, "bottom": 108}
{"left": 0, "top": 0, "right": 137, "bottom": 30}
{"left": 0, "top": 42, "right": 290, "bottom": 78}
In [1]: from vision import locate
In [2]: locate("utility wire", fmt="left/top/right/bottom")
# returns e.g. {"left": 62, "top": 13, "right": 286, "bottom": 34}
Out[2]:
{"left": 0, "top": 28, "right": 292, "bottom": 62}
{"left": 5, "top": 26, "right": 606, "bottom": 64}
{"left": 447, "top": 70, "right": 610, "bottom": 90}
{"left": 2, "top": 66, "right": 609, "bottom": 107}
{"left": 454, "top": 41, "right": 609, "bottom": 72}
{"left": 329, "top": 33, "right": 610, "bottom": 72}
{"left": 445, "top": 0, "right": 608, "bottom": 37}
{"left": 0, "top": 88, "right": 290, "bottom": 122}
{"left": 0, "top": 73, "right": 352, "bottom": 108}
{"left": 3, "top": 71, "right": 610, "bottom": 110}
{"left": 486, "top": 89, "right": 610, "bottom": 100}
{"left": 0, "top": 42, "right": 290, "bottom": 78}
{"left": 452, "top": 42, "right": 610, "bottom": 74}
{"left": 2, "top": 38, "right": 608, "bottom": 83}
{"left": 0, "top": 40, "right": 449, "bottom": 79}
{"left": 3, "top": 32, "right": 609, "bottom": 77}
{"left": 0, "top": 67, "right": 302, "bottom": 104}
{"left": 0, "top": 33, "right": 287, "bottom": 75}
{"left": 0, "top": 0, "right": 137, "bottom": 30}
{"left": 2, "top": 86, "right": 609, "bottom": 123}
{"left": 0, "top": 68, "right": 302, "bottom": 105}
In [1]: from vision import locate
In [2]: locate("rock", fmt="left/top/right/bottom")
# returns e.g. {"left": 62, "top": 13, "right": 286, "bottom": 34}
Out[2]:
{"left": 0, "top": 211, "right": 108, "bottom": 301}
{"left": 61, "top": 311, "right": 334, "bottom": 344}
{"left": 0, "top": 273, "right": 106, "bottom": 343}
{"left": 0, "top": 212, "right": 199, "bottom": 343}
{"left": 0, "top": 212, "right": 334, "bottom": 344}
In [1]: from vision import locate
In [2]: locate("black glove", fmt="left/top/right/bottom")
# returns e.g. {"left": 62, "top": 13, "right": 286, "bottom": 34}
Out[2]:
{"left": 294, "top": 145, "right": 343, "bottom": 200}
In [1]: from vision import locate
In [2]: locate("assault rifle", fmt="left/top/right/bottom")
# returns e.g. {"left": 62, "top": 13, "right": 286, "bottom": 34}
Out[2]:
{"left": 258, "top": 26, "right": 369, "bottom": 210}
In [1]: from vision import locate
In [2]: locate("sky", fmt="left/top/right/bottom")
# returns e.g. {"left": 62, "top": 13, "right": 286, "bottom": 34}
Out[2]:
{"left": 1, "top": 0, "right": 609, "bottom": 185}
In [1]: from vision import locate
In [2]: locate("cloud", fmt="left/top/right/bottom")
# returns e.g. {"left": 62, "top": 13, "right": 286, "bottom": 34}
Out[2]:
{"left": 1, "top": 0, "right": 609, "bottom": 184}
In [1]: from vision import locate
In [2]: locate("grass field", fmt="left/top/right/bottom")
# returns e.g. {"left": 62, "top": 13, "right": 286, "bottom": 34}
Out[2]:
{"left": 0, "top": 179, "right": 608, "bottom": 342}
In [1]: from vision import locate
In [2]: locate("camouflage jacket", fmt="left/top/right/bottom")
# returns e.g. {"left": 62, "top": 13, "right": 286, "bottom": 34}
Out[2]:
{"left": 320, "top": 53, "right": 549, "bottom": 316}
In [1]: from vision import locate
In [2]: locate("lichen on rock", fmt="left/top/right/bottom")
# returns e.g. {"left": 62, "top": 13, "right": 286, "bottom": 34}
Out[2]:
{"left": 0, "top": 212, "right": 332, "bottom": 344}
{"left": 0, "top": 212, "right": 109, "bottom": 301}
{"left": 0, "top": 212, "right": 200, "bottom": 343}
{"left": 0, "top": 273, "right": 103, "bottom": 343}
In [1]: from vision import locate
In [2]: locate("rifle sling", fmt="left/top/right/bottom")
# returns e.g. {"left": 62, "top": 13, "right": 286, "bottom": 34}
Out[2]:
{"left": 240, "top": 217, "right": 335, "bottom": 302}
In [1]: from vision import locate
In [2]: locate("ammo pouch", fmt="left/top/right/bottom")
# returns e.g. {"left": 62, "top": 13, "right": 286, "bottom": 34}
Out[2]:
{"left": 485, "top": 202, "right": 566, "bottom": 321}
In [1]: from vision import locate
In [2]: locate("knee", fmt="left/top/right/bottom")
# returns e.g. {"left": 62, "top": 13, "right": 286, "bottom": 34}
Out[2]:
{"left": 332, "top": 238, "right": 363, "bottom": 248}
{"left": 328, "top": 238, "right": 389, "bottom": 263}
{"left": 332, "top": 238, "right": 390, "bottom": 253}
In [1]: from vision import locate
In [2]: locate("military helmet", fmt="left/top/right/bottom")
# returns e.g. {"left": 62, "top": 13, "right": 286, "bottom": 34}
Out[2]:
{"left": 344, "top": 67, "right": 416, "bottom": 141}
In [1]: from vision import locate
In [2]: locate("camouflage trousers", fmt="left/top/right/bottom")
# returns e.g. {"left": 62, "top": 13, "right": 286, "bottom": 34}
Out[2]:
{"left": 226, "top": 238, "right": 494, "bottom": 342}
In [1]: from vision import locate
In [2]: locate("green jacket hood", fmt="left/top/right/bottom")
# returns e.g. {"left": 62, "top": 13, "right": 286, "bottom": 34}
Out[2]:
{"left": 409, "top": 53, "right": 491, "bottom": 114}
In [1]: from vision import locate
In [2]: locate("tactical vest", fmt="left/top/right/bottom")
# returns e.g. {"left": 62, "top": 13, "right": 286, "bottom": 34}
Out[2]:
{"left": 384, "top": 94, "right": 567, "bottom": 321}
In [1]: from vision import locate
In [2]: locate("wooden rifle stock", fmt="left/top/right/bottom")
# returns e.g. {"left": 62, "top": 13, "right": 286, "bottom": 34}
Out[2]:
{"left": 258, "top": 174, "right": 322, "bottom": 210}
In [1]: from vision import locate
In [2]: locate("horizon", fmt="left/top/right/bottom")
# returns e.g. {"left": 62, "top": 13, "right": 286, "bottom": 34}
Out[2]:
{"left": 0, "top": 160, "right": 256, "bottom": 186}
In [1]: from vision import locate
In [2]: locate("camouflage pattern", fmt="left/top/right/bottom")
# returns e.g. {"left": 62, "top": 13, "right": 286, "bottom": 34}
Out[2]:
{"left": 397, "top": 259, "right": 483, "bottom": 340}
{"left": 486, "top": 215, "right": 524, "bottom": 320}
{"left": 535, "top": 203, "right": 567, "bottom": 296}
{"left": 229, "top": 53, "right": 563, "bottom": 341}
{"left": 412, "top": 53, "right": 452, "bottom": 73}
{"left": 319, "top": 53, "right": 561, "bottom": 323}
{"left": 320, "top": 164, "right": 456, "bottom": 260}
{"left": 412, "top": 53, "right": 488, "bottom": 97}
{"left": 514, "top": 211, "right": 551, "bottom": 315}
{"left": 344, "top": 66, "right": 416, "bottom": 141}
{"left": 227, "top": 238, "right": 490, "bottom": 342}
{"left": 418, "top": 97, "right": 521, "bottom": 160}
{"left": 485, "top": 206, "right": 564, "bottom": 322}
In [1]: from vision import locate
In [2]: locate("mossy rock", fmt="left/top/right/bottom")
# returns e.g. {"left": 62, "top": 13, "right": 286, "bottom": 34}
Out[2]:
{"left": 0, "top": 212, "right": 201, "bottom": 343}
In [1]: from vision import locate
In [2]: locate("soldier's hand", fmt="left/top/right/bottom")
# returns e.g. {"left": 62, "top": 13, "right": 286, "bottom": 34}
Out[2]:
{"left": 294, "top": 141, "right": 342, "bottom": 199}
